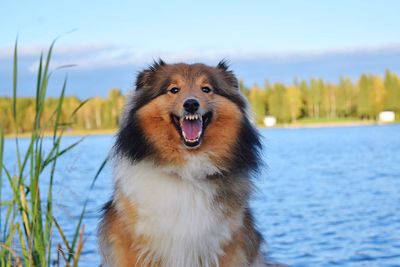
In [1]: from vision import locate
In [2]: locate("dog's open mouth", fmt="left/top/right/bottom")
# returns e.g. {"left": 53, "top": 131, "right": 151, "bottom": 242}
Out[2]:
{"left": 171, "top": 112, "right": 212, "bottom": 148}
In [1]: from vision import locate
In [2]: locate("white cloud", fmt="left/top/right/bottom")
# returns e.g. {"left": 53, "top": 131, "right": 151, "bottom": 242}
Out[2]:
{"left": 2, "top": 42, "right": 400, "bottom": 73}
{"left": 0, "top": 43, "right": 114, "bottom": 58}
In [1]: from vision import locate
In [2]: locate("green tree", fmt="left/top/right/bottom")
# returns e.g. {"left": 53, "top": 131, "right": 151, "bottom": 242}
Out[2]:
{"left": 337, "top": 77, "right": 356, "bottom": 117}
{"left": 285, "top": 86, "right": 302, "bottom": 122}
{"left": 308, "top": 79, "right": 324, "bottom": 118}
{"left": 357, "top": 75, "right": 374, "bottom": 119}
{"left": 384, "top": 70, "right": 400, "bottom": 118}
{"left": 297, "top": 80, "right": 309, "bottom": 118}
{"left": 106, "top": 88, "right": 124, "bottom": 128}
{"left": 0, "top": 98, "right": 13, "bottom": 133}
{"left": 358, "top": 75, "right": 385, "bottom": 119}
{"left": 248, "top": 85, "right": 266, "bottom": 125}
{"left": 268, "top": 83, "right": 290, "bottom": 123}
{"left": 239, "top": 80, "right": 249, "bottom": 98}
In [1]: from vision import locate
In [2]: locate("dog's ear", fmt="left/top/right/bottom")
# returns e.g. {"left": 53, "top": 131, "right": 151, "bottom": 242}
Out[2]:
{"left": 216, "top": 59, "right": 238, "bottom": 90}
{"left": 216, "top": 59, "right": 229, "bottom": 71}
{"left": 135, "top": 59, "right": 166, "bottom": 90}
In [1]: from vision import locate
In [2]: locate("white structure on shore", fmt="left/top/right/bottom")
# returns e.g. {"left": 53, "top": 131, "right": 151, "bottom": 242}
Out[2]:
{"left": 378, "top": 111, "right": 395, "bottom": 123}
{"left": 264, "top": 116, "right": 277, "bottom": 127}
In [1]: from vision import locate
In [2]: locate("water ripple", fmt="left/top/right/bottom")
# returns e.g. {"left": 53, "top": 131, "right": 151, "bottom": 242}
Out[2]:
{"left": 3, "top": 124, "right": 400, "bottom": 266}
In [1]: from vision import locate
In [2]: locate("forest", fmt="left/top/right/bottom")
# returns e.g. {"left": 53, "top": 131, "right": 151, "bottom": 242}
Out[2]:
{"left": 1, "top": 70, "right": 400, "bottom": 133}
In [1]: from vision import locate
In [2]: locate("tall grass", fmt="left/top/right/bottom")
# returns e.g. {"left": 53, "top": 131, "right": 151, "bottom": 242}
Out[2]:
{"left": 0, "top": 40, "right": 105, "bottom": 266}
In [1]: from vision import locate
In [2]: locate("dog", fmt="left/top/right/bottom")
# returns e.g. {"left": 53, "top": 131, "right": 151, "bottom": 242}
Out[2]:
{"left": 98, "top": 60, "right": 270, "bottom": 267}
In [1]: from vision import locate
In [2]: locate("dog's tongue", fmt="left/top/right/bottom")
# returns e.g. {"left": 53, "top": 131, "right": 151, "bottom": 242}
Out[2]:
{"left": 181, "top": 119, "right": 202, "bottom": 140}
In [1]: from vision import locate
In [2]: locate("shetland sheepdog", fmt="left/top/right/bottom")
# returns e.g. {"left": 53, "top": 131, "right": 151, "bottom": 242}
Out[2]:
{"left": 99, "top": 60, "right": 271, "bottom": 267}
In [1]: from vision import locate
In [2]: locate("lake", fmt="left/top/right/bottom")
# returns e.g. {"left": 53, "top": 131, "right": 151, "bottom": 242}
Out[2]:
{"left": 2, "top": 124, "right": 400, "bottom": 266}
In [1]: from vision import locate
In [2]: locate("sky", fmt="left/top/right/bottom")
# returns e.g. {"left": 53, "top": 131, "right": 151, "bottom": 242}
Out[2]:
{"left": 1, "top": 0, "right": 400, "bottom": 97}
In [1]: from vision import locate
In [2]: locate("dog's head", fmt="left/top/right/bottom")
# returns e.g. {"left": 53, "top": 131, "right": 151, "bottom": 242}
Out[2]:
{"left": 115, "top": 60, "right": 260, "bottom": 172}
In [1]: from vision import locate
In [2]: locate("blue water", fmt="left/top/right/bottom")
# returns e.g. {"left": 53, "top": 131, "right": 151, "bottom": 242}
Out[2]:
{"left": 2, "top": 125, "right": 400, "bottom": 266}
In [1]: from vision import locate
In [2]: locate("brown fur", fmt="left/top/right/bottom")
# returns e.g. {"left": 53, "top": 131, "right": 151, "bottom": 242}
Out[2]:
{"left": 99, "top": 61, "right": 267, "bottom": 267}
{"left": 136, "top": 89, "right": 242, "bottom": 167}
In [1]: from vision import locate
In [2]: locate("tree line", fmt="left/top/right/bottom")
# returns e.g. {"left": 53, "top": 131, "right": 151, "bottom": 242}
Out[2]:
{"left": 1, "top": 71, "right": 400, "bottom": 133}
{"left": 0, "top": 89, "right": 125, "bottom": 134}
{"left": 244, "top": 70, "right": 400, "bottom": 124}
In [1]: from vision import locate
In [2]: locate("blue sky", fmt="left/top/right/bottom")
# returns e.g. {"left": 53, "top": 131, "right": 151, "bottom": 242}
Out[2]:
{"left": 1, "top": 0, "right": 400, "bottom": 97}
{"left": 3, "top": 0, "right": 400, "bottom": 56}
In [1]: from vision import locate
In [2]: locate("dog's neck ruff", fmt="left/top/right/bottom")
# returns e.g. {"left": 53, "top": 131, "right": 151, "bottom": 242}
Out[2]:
{"left": 113, "top": 156, "right": 241, "bottom": 267}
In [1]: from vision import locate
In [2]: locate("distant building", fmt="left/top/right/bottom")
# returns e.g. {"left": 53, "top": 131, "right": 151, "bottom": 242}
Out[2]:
{"left": 378, "top": 111, "right": 395, "bottom": 123}
{"left": 264, "top": 116, "right": 277, "bottom": 127}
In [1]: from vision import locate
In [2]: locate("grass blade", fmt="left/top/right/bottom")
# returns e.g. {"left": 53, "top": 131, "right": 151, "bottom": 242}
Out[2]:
{"left": 1, "top": 38, "right": 106, "bottom": 266}
{"left": 71, "top": 98, "right": 92, "bottom": 117}
{"left": 67, "top": 156, "right": 107, "bottom": 262}
{"left": 12, "top": 38, "right": 18, "bottom": 121}
{"left": 53, "top": 77, "right": 67, "bottom": 140}
{"left": 0, "top": 128, "right": 4, "bottom": 231}
{"left": 53, "top": 217, "right": 72, "bottom": 253}
{"left": 42, "top": 138, "right": 83, "bottom": 170}
{"left": 72, "top": 225, "right": 85, "bottom": 267}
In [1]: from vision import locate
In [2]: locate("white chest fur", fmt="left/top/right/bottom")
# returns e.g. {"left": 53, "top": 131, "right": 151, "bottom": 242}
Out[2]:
{"left": 113, "top": 157, "right": 240, "bottom": 267}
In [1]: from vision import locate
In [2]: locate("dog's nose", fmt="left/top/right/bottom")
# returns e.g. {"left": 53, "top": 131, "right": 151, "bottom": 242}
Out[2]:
{"left": 183, "top": 98, "right": 200, "bottom": 113}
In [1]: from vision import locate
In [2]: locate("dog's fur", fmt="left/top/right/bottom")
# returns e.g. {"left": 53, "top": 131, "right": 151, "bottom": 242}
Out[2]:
{"left": 98, "top": 60, "right": 268, "bottom": 267}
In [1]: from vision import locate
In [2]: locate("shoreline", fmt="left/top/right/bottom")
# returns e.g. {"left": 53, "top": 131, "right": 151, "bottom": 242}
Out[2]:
{"left": 5, "top": 121, "right": 398, "bottom": 138}
{"left": 274, "top": 120, "right": 381, "bottom": 129}
{"left": 5, "top": 128, "right": 118, "bottom": 139}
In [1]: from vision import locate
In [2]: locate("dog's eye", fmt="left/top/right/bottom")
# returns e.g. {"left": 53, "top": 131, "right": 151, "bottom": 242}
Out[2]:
{"left": 201, "top": 87, "right": 212, "bottom": 93}
{"left": 169, "top": 87, "right": 180, "bottom": 94}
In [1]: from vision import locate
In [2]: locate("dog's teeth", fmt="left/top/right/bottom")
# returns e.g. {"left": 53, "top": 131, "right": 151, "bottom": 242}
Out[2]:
{"left": 184, "top": 114, "right": 202, "bottom": 120}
